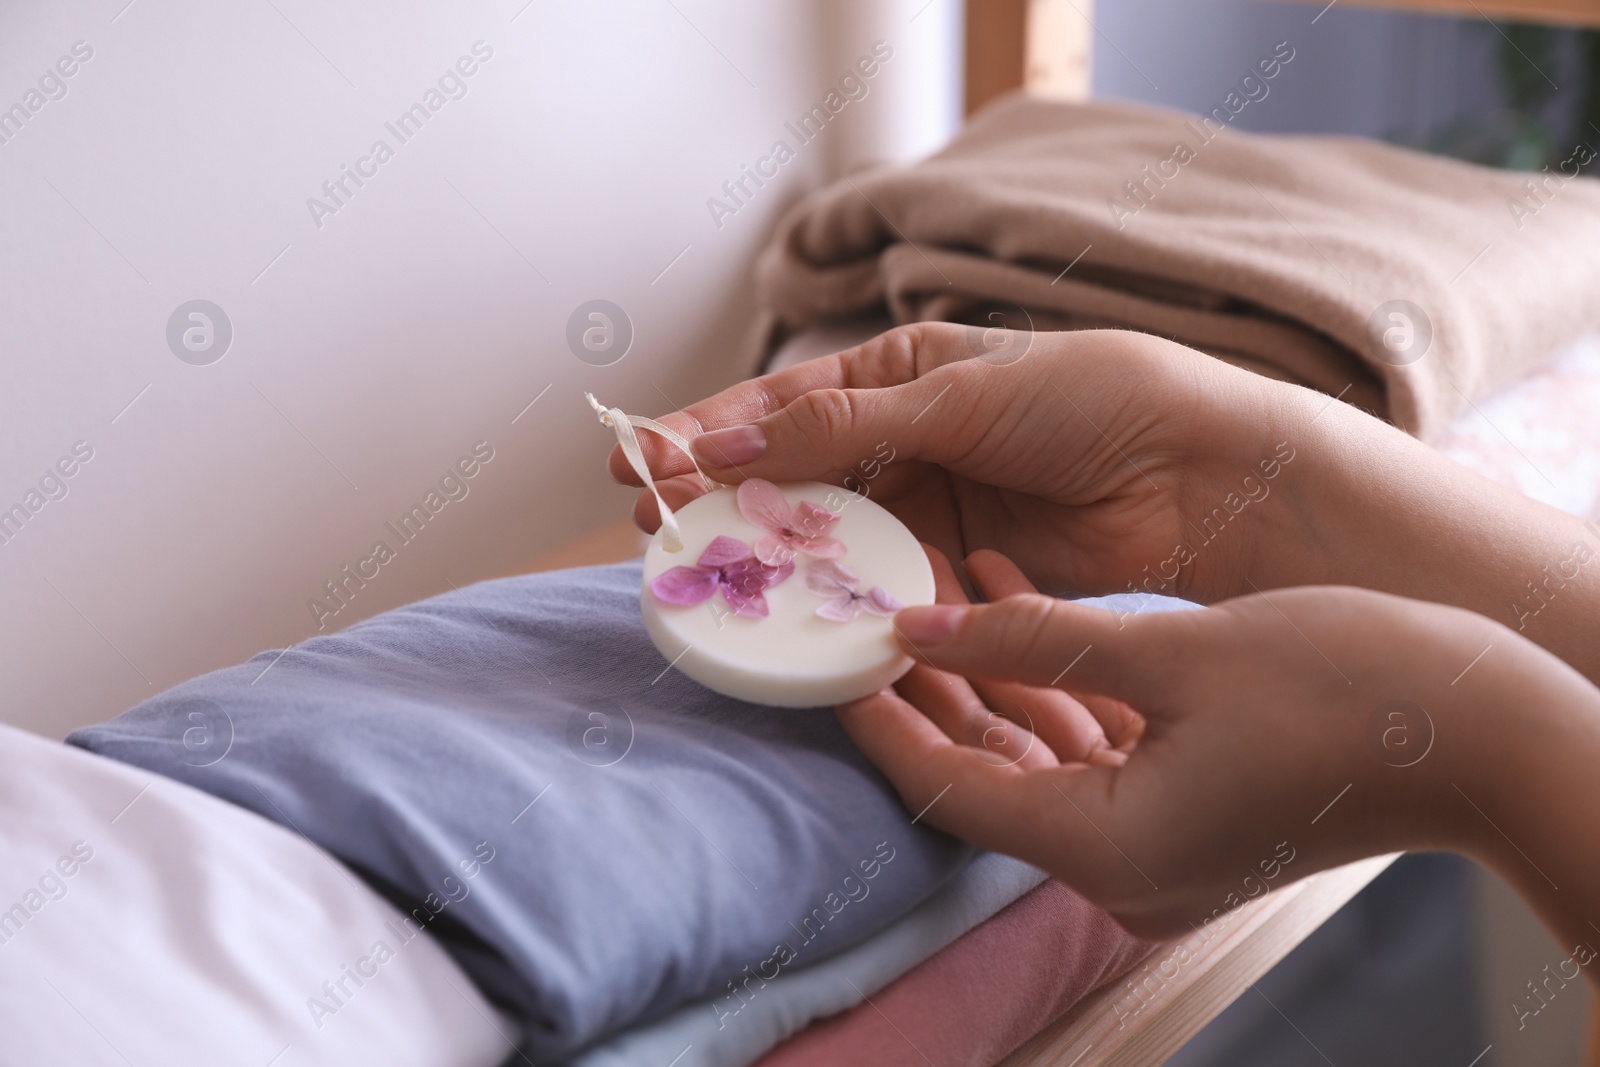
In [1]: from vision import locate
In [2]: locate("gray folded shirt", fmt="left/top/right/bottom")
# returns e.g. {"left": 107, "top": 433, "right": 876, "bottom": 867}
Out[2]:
{"left": 68, "top": 562, "right": 971, "bottom": 1060}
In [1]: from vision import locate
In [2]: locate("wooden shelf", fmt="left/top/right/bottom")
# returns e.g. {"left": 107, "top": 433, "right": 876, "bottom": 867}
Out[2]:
{"left": 1280, "top": 0, "right": 1600, "bottom": 28}
{"left": 999, "top": 856, "right": 1399, "bottom": 1067}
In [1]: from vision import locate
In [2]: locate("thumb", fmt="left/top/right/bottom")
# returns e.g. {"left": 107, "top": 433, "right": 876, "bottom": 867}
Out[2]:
{"left": 892, "top": 594, "right": 1193, "bottom": 712}
{"left": 689, "top": 373, "right": 965, "bottom": 481}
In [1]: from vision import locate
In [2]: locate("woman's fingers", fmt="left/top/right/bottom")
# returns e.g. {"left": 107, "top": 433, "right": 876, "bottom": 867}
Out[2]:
{"left": 606, "top": 322, "right": 979, "bottom": 488}
{"left": 891, "top": 667, "right": 1052, "bottom": 772}
{"left": 835, "top": 688, "right": 1048, "bottom": 855}
{"left": 959, "top": 549, "right": 1129, "bottom": 758}
{"left": 874, "top": 545, "right": 1052, "bottom": 771}
{"left": 968, "top": 678, "right": 1120, "bottom": 765}
{"left": 1078, "top": 691, "right": 1146, "bottom": 754}
{"left": 893, "top": 592, "right": 1190, "bottom": 715}
{"left": 690, "top": 369, "right": 972, "bottom": 484}
{"left": 963, "top": 548, "right": 1039, "bottom": 598}
{"left": 963, "top": 549, "right": 1150, "bottom": 750}
{"left": 838, "top": 688, "right": 1124, "bottom": 869}
{"left": 894, "top": 545, "right": 1027, "bottom": 758}
{"left": 629, "top": 473, "right": 712, "bottom": 534}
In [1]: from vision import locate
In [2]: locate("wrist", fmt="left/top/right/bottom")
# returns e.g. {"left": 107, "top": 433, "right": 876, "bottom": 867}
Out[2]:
{"left": 1177, "top": 375, "right": 1328, "bottom": 603}
{"left": 1436, "top": 633, "right": 1600, "bottom": 952}
{"left": 1299, "top": 400, "right": 1600, "bottom": 686}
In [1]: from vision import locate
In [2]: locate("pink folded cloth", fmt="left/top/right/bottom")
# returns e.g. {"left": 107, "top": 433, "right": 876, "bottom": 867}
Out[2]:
{"left": 754, "top": 880, "right": 1153, "bottom": 1067}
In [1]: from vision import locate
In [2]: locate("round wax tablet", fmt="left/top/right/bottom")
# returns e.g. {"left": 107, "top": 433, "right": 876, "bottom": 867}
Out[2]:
{"left": 640, "top": 480, "right": 936, "bottom": 708}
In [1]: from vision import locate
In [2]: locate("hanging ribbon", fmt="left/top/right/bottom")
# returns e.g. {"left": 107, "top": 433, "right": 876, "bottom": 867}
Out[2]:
{"left": 586, "top": 393, "right": 718, "bottom": 553}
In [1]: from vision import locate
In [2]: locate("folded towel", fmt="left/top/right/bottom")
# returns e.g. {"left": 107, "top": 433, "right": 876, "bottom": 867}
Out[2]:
{"left": 757, "top": 880, "right": 1154, "bottom": 1067}
{"left": 568, "top": 852, "right": 1047, "bottom": 1067}
{"left": 67, "top": 563, "right": 972, "bottom": 1061}
{"left": 755, "top": 94, "right": 1600, "bottom": 438}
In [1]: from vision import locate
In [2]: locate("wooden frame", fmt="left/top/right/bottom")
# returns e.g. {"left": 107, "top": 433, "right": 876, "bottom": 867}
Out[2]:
{"left": 978, "top": 0, "right": 1600, "bottom": 121}
{"left": 966, "top": 0, "right": 1093, "bottom": 114}
{"left": 1286, "top": 0, "right": 1600, "bottom": 27}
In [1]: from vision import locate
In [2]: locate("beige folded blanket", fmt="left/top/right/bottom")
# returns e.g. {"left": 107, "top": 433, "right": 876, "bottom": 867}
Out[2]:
{"left": 755, "top": 94, "right": 1600, "bottom": 438}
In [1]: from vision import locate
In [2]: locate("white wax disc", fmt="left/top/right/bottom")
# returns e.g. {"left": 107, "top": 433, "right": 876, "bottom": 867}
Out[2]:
{"left": 640, "top": 480, "right": 936, "bottom": 708}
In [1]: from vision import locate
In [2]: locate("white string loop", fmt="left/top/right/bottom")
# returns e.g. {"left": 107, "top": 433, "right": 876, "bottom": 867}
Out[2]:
{"left": 586, "top": 393, "right": 718, "bottom": 553}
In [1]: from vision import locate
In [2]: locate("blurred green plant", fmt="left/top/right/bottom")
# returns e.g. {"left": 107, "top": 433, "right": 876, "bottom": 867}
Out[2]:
{"left": 1394, "top": 23, "right": 1599, "bottom": 171}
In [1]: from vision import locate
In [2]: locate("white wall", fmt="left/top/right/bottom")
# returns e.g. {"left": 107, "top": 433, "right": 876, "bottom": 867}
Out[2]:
{"left": 0, "top": 0, "right": 962, "bottom": 738}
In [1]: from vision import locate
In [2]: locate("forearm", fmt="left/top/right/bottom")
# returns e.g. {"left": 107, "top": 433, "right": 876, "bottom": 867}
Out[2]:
{"left": 1268, "top": 399, "right": 1600, "bottom": 686}
{"left": 1445, "top": 640, "right": 1600, "bottom": 995}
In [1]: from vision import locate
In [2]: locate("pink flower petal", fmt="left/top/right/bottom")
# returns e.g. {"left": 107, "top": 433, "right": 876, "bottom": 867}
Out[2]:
{"left": 798, "top": 536, "right": 847, "bottom": 559}
{"left": 737, "top": 479, "right": 793, "bottom": 535}
{"left": 864, "top": 586, "right": 904, "bottom": 615}
{"left": 816, "top": 595, "right": 862, "bottom": 622}
{"left": 698, "top": 535, "right": 751, "bottom": 569}
{"left": 791, "top": 501, "right": 841, "bottom": 541}
{"left": 722, "top": 585, "right": 771, "bottom": 618}
{"left": 804, "top": 560, "right": 858, "bottom": 596}
{"left": 753, "top": 534, "right": 796, "bottom": 568}
{"left": 650, "top": 566, "right": 719, "bottom": 606}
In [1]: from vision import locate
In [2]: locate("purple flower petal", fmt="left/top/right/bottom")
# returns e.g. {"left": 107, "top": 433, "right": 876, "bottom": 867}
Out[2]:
{"left": 736, "top": 479, "right": 792, "bottom": 536}
{"left": 816, "top": 595, "right": 862, "bottom": 622}
{"left": 698, "top": 535, "right": 751, "bottom": 569}
{"left": 722, "top": 584, "right": 771, "bottom": 618}
{"left": 722, "top": 556, "right": 770, "bottom": 593}
{"left": 651, "top": 566, "right": 719, "bottom": 606}
{"left": 766, "top": 559, "right": 796, "bottom": 587}
{"left": 804, "top": 560, "right": 858, "bottom": 596}
{"left": 863, "top": 586, "right": 904, "bottom": 615}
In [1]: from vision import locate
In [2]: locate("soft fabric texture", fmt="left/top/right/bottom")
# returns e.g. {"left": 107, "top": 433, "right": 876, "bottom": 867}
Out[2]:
{"left": 756, "top": 880, "right": 1155, "bottom": 1067}
{"left": 68, "top": 562, "right": 973, "bottom": 1061}
{"left": 1431, "top": 330, "right": 1600, "bottom": 522}
{"left": 0, "top": 723, "right": 511, "bottom": 1067}
{"left": 568, "top": 852, "right": 1048, "bottom": 1067}
{"left": 755, "top": 94, "right": 1600, "bottom": 438}
{"left": 565, "top": 590, "right": 1195, "bottom": 1067}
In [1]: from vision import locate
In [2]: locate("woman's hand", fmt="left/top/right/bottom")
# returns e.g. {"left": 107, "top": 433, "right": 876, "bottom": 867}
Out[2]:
{"left": 615, "top": 322, "right": 1600, "bottom": 687}
{"left": 839, "top": 550, "right": 1600, "bottom": 948}
{"left": 612, "top": 324, "right": 1320, "bottom": 604}
{"left": 892, "top": 545, "right": 1146, "bottom": 776}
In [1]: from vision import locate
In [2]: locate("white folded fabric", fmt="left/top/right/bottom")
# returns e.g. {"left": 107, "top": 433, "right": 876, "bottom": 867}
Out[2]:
{"left": 0, "top": 724, "right": 511, "bottom": 1067}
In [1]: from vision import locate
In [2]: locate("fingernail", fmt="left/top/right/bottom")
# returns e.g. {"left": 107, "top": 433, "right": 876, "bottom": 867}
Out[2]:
{"left": 693, "top": 425, "right": 766, "bottom": 467}
{"left": 895, "top": 605, "right": 967, "bottom": 645}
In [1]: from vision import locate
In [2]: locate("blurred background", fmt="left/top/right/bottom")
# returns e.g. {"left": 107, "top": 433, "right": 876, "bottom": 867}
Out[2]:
{"left": 0, "top": 0, "right": 1591, "bottom": 1062}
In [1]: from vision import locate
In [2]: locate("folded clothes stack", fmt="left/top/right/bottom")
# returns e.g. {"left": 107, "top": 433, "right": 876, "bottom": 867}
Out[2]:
{"left": 68, "top": 561, "right": 1184, "bottom": 1065}
{"left": 756, "top": 879, "right": 1155, "bottom": 1067}
{"left": 755, "top": 94, "right": 1600, "bottom": 439}
{"left": 70, "top": 563, "right": 975, "bottom": 1060}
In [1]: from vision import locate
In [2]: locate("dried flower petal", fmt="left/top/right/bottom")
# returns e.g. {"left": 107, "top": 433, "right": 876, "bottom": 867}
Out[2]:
{"left": 698, "top": 535, "right": 751, "bottom": 569}
{"left": 804, "top": 560, "right": 859, "bottom": 597}
{"left": 651, "top": 566, "right": 720, "bottom": 606}
{"left": 815, "top": 595, "right": 862, "bottom": 622}
{"left": 736, "top": 479, "right": 794, "bottom": 534}
{"left": 863, "top": 586, "right": 904, "bottom": 616}
{"left": 739, "top": 479, "right": 845, "bottom": 564}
